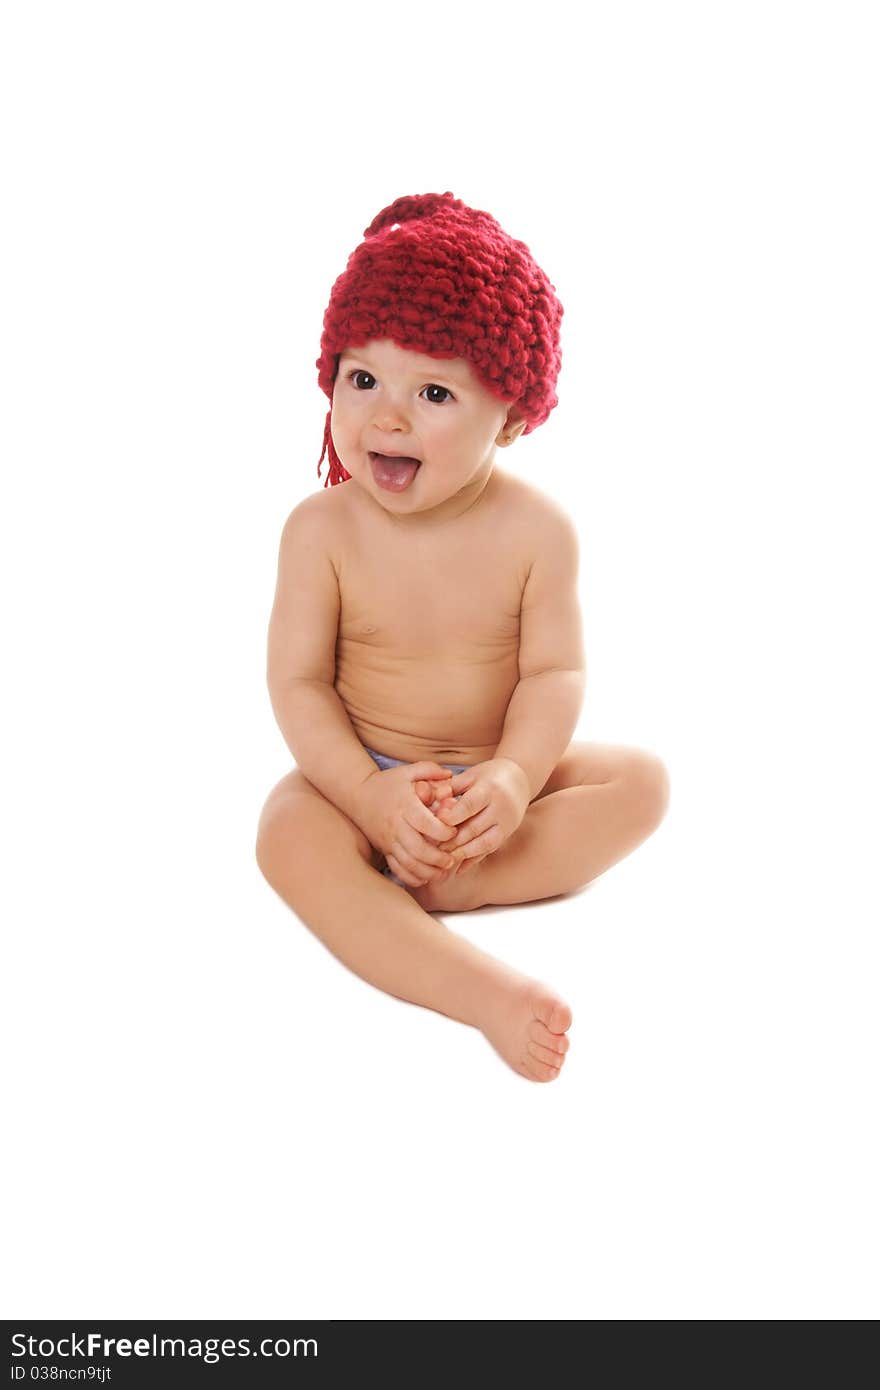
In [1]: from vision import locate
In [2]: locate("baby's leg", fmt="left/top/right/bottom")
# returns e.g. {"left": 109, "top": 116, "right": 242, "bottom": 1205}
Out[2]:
{"left": 256, "top": 770, "right": 571, "bottom": 1082}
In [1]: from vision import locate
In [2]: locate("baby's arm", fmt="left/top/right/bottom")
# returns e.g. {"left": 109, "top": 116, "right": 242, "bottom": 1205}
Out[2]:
{"left": 491, "top": 502, "right": 587, "bottom": 799}
{"left": 266, "top": 498, "right": 382, "bottom": 825}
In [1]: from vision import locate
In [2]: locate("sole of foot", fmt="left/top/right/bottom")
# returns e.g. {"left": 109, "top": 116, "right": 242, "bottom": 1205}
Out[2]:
{"left": 481, "top": 979, "right": 572, "bottom": 1082}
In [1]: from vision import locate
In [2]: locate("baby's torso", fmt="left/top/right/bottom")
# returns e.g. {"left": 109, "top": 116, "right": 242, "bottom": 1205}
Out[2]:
{"left": 325, "top": 469, "right": 535, "bottom": 765}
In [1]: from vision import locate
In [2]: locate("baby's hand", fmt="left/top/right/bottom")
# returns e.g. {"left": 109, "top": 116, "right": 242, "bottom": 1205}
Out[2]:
{"left": 412, "top": 775, "right": 462, "bottom": 861}
{"left": 413, "top": 775, "right": 488, "bottom": 877}
{"left": 434, "top": 758, "right": 531, "bottom": 872}
{"left": 354, "top": 762, "right": 459, "bottom": 888}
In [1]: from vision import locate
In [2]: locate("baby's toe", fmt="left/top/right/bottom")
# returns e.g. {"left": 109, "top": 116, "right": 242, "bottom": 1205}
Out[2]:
{"left": 527, "top": 1040, "right": 566, "bottom": 1070}
{"left": 532, "top": 992, "right": 573, "bottom": 1036}
{"left": 521, "top": 1054, "right": 562, "bottom": 1082}
{"left": 529, "top": 1017, "right": 570, "bottom": 1053}
{"left": 527, "top": 1022, "right": 569, "bottom": 1055}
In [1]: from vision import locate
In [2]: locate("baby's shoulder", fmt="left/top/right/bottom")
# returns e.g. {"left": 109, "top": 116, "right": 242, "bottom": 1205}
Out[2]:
{"left": 280, "top": 482, "right": 350, "bottom": 567}
{"left": 489, "top": 469, "right": 576, "bottom": 552}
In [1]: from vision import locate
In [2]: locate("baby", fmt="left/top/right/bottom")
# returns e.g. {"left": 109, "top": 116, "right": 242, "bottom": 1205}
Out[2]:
{"left": 256, "top": 191, "right": 670, "bottom": 1082}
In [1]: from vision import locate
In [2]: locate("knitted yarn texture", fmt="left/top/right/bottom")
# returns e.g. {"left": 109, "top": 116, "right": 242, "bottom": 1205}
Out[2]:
{"left": 315, "top": 191, "right": 564, "bottom": 486}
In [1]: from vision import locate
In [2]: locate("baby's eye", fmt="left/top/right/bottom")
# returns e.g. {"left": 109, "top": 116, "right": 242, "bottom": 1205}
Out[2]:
{"left": 422, "top": 383, "right": 453, "bottom": 405}
{"left": 346, "top": 370, "right": 453, "bottom": 405}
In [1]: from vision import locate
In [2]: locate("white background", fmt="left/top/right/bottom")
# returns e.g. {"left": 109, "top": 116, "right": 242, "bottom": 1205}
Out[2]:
{"left": 2, "top": 0, "right": 877, "bottom": 1319}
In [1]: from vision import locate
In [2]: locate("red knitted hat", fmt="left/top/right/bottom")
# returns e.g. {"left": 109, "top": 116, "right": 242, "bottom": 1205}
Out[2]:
{"left": 315, "top": 191, "right": 564, "bottom": 486}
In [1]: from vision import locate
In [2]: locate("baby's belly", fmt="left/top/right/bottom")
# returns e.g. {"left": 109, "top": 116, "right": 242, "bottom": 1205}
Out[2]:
{"left": 335, "top": 646, "right": 519, "bottom": 765}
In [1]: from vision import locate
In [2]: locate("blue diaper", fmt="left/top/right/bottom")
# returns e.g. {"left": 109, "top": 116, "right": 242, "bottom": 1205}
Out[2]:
{"left": 362, "top": 745, "right": 470, "bottom": 886}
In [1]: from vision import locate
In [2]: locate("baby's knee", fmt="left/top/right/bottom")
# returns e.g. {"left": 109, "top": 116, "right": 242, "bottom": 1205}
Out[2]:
{"left": 256, "top": 800, "right": 297, "bottom": 883}
{"left": 255, "top": 786, "right": 375, "bottom": 884}
{"left": 626, "top": 751, "right": 671, "bottom": 829}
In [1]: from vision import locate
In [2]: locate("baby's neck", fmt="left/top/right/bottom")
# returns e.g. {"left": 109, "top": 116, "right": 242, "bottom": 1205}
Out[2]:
{"left": 366, "top": 461, "right": 499, "bottom": 531}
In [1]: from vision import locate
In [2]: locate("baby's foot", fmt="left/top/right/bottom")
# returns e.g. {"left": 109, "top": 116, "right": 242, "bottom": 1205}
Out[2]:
{"left": 407, "top": 855, "right": 480, "bottom": 913}
{"left": 480, "top": 977, "right": 572, "bottom": 1082}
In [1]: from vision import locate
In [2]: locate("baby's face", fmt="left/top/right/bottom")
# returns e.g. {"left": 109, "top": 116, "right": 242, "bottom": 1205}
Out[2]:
{"left": 331, "top": 337, "right": 524, "bottom": 522}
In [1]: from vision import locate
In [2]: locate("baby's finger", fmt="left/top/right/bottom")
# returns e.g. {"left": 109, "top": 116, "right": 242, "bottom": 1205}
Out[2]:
{"left": 451, "top": 824, "right": 501, "bottom": 864}
{"left": 385, "top": 852, "right": 426, "bottom": 888}
{"left": 446, "top": 767, "right": 478, "bottom": 795}
{"left": 411, "top": 780, "right": 456, "bottom": 819}
{"left": 434, "top": 815, "right": 476, "bottom": 852}
{"left": 446, "top": 807, "right": 495, "bottom": 850}
{"left": 435, "top": 797, "right": 484, "bottom": 850}
{"left": 409, "top": 798, "right": 457, "bottom": 842}
{"left": 456, "top": 853, "right": 490, "bottom": 875}
{"left": 409, "top": 763, "right": 454, "bottom": 788}
{"left": 388, "top": 845, "right": 442, "bottom": 884}
{"left": 396, "top": 823, "right": 457, "bottom": 877}
{"left": 436, "top": 786, "right": 488, "bottom": 828}
{"left": 413, "top": 777, "right": 454, "bottom": 809}
{"left": 427, "top": 776, "right": 454, "bottom": 796}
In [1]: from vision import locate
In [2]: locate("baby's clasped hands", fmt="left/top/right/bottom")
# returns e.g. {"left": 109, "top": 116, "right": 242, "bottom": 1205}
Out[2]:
{"left": 354, "top": 761, "right": 462, "bottom": 889}
{"left": 433, "top": 757, "right": 531, "bottom": 874}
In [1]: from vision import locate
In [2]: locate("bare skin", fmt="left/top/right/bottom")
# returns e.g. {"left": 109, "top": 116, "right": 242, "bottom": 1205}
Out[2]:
{"left": 257, "top": 339, "right": 670, "bottom": 1081}
{"left": 257, "top": 745, "right": 666, "bottom": 1079}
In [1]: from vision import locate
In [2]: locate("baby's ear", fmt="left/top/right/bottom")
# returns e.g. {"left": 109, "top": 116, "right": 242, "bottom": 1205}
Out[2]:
{"left": 499, "top": 409, "right": 527, "bottom": 446}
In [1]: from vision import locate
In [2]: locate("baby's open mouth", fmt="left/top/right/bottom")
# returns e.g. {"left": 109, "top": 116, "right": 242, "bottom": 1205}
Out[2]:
{"left": 369, "top": 452, "right": 421, "bottom": 466}
{"left": 369, "top": 452, "right": 422, "bottom": 493}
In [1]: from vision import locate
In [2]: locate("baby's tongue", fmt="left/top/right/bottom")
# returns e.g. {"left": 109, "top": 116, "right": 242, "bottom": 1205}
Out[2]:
{"left": 372, "top": 453, "right": 420, "bottom": 488}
